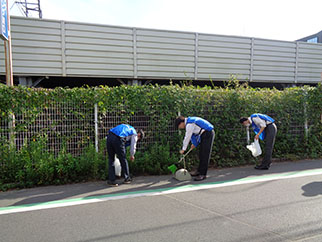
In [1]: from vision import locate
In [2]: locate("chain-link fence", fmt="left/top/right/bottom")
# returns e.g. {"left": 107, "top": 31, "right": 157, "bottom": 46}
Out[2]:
{"left": 0, "top": 102, "right": 181, "bottom": 156}
{"left": 0, "top": 99, "right": 309, "bottom": 157}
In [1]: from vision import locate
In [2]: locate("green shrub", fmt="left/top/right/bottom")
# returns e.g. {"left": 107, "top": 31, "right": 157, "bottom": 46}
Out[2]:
{"left": 0, "top": 82, "right": 321, "bottom": 190}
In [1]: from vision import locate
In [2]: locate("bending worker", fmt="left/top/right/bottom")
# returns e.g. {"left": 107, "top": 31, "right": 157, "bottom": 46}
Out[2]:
{"left": 106, "top": 124, "right": 144, "bottom": 186}
{"left": 240, "top": 113, "right": 277, "bottom": 170}
{"left": 175, "top": 116, "right": 215, "bottom": 181}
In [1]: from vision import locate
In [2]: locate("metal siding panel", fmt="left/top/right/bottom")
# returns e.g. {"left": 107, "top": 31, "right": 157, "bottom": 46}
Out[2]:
{"left": 299, "top": 53, "right": 322, "bottom": 61}
{"left": 11, "top": 17, "right": 61, "bottom": 29}
{"left": 253, "top": 65, "right": 295, "bottom": 72}
{"left": 1, "top": 17, "right": 63, "bottom": 76}
{"left": 198, "top": 63, "right": 249, "bottom": 69}
{"left": 138, "top": 54, "right": 194, "bottom": 61}
{"left": 298, "top": 47, "right": 322, "bottom": 54}
{"left": 66, "top": 69, "right": 133, "bottom": 76}
{"left": 254, "top": 45, "right": 296, "bottom": 52}
{"left": 11, "top": 26, "right": 61, "bottom": 35}
{"left": 137, "top": 36, "right": 194, "bottom": 45}
{"left": 298, "top": 57, "right": 322, "bottom": 64}
{"left": 137, "top": 42, "right": 193, "bottom": 50}
{"left": 199, "top": 52, "right": 250, "bottom": 59}
{"left": 138, "top": 59, "right": 194, "bottom": 67}
{"left": 253, "top": 71, "right": 295, "bottom": 77}
{"left": 299, "top": 42, "right": 322, "bottom": 51}
{"left": 65, "top": 30, "right": 133, "bottom": 40}
{"left": 11, "top": 32, "right": 61, "bottom": 41}
{"left": 138, "top": 71, "right": 194, "bottom": 78}
{"left": 297, "top": 76, "right": 321, "bottom": 83}
{"left": 67, "top": 63, "right": 133, "bottom": 71}
{"left": 12, "top": 39, "right": 61, "bottom": 49}
{"left": 13, "top": 53, "right": 61, "bottom": 61}
{"left": 67, "top": 56, "right": 133, "bottom": 64}
{"left": 252, "top": 75, "right": 295, "bottom": 82}
{"left": 254, "top": 39, "right": 296, "bottom": 48}
{"left": 65, "top": 37, "right": 133, "bottom": 47}
{"left": 65, "top": 23, "right": 133, "bottom": 35}
{"left": 197, "top": 73, "right": 247, "bottom": 80}
{"left": 199, "top": 34, "right": 251, "bottom": 44}
{"left": 136, "top": 27, "right": 195, "bottom": 79}
{"left": 298, "top": 72, "right": 322, "bottom": 77}
{"left": 2, "top": 16, "right": 321, "bottom": 83}
{"left": 66, "top": 43, "right": 132, "bottom": 52}
{"left": 198, "top": 57, "right": 250, "bottom": 65}
{"left": 13, "top": 67, "right": 62, "bottom": 75}
{"left": 137, "top": 48, "right": 194, "bottom": 56}
{"left": 254, "top": 50, "right": 296, "bottom": 58}
{"left": 138, "top": 66, "right": 194, "bottom": 72}
{"left": 198, "top": 68, "right": 250, "bottom": 75}
{"left": 14, "top": 60, "right": 61, "bottom": 68}
{"left": 198, "top": 40, "right": 250, "bottom": 49}
{"left": 298, "top": 62, "right": 322, "bottom": 69}
{"left": 137, "top": 29, "right": 195, "bottom": 39}
{"left": 12, "top": 47, "right": 61, "bottom": 55}
{"left": 254, "top": 60, "right": 294, "bottom": 67}
{"left": 65, "top": 50, "right": 133, "bottom": 58}
{"left": 253, "top": 55, "right": 294, "bottom": 62}
{"left": 198, "top": 46, "right": 251, "bottom": 54}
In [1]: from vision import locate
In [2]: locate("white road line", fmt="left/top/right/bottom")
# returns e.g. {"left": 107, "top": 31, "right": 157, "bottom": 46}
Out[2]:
{"left": 1, "top": 168, "right": 322, "bottom": 215}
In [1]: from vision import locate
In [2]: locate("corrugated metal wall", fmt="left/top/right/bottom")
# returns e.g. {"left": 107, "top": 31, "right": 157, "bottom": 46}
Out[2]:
{"left": 1, "top": 16, "right": 322, "bottom": 84}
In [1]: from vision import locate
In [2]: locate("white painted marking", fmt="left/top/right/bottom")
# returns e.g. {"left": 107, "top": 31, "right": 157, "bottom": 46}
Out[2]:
{"left": 1, "top": 168, "right": 322, "bottom": 215}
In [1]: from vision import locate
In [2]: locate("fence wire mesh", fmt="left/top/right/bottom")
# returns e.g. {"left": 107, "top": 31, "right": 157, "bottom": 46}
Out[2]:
{"left": 0, "top": 101, "right": 308, "bottom": 156}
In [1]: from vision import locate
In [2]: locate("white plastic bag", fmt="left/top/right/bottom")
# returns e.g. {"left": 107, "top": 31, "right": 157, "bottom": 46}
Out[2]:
{"left": 246, "top": 139, "right": 262, "bottom": 157}
{"left": 114, "top": 156, "right": 121, "bottom": 177}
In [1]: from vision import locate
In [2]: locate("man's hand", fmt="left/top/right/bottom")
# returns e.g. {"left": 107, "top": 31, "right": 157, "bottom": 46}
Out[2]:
{"left": 130, "top": 156, "right": 135, "bottom": 161}
{"left": 191, "top": 144, "right": 195, "bottom": 150}
{"left": 255, "top": 134, "right": 259, "bottom": 140}
{"left": 179, "top": 150, "right": 185, "bottom": 155}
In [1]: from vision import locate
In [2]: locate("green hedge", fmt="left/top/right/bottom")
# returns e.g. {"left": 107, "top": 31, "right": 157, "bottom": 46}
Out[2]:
{"left": 0, "top": 83, "right": 321, "bottom": 190}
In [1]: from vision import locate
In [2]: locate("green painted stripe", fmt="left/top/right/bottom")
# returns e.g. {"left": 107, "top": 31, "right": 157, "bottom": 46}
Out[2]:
{"left": 1, "top": 168, "right": 322, "bottom": 212}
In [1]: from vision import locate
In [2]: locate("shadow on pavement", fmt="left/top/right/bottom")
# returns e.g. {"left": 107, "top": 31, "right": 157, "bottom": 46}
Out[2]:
{"left": 1, "top": 159, "right": 321, "bottom": 207}
{"left": 302, "top": 182, "right": 322, "bottom": 197}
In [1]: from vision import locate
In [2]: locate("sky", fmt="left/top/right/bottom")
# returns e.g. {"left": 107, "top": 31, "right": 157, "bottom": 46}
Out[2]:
{"left": 8, "top": 0, "right": 322, "bottom": 42}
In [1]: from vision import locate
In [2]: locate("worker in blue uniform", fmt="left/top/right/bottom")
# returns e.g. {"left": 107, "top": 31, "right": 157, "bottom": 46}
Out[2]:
{"left": 106, "top": 124, "right": 144, "bottom": 186}
{"left": 240, "top": 113, "right": 277, "bottom": 170}
{"left": 175, "top": 116, "right": 215, "bottom": 181}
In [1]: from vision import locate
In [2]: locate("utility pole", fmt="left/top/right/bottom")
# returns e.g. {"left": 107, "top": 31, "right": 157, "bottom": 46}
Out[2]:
{"left": 13, "top": 0, "right": 42, "bottom": 18}
{"left": 1, "top": 0, "right": 13, "bottom": 86}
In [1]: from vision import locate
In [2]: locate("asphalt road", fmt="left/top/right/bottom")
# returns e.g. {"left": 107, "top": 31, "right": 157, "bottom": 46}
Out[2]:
{"left": 1, "top": 159, "right": 322, "bottom": 242}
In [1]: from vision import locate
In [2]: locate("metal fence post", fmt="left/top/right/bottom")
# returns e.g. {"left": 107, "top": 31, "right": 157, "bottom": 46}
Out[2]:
{"left": 303, "top": 91, "right": 308, "bottom": 139}
{"left": 61, "top": 21, "right": 66, "bottom": 76}
{"left": 94, "top": 103, "right": 98, "bottom": 152}
{"left": 8, "top": 112, "right": 15, "bottom": 147}
{"left": 133, "top": 28, "right": 137, "bottom": 79}
{"left": 250, "top": 38, "right": 254, "bottom": 82}
{"left": 194, "top": 33, "right": 198, "bottom": 80}
{"left": 295, "top": 42, "right": 299, "bottom": 84}
{"left": 246, "top": 126, "right": 250, "bottom": 144}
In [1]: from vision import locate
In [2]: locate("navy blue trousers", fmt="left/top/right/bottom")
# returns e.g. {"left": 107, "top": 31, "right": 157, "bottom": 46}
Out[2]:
{"left": 198, "top": 130, "right": 215, "bottom": 176}
{"left": 106, "top": 133, "right": 130, "bottom": 181}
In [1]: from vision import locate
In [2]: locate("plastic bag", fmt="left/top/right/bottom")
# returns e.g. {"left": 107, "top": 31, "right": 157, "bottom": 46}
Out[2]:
{"left": 246, "top": 139, "right": 262, "bottom": 157}
{"left": 114, "top": 156, "right": 121, "bottom": 177}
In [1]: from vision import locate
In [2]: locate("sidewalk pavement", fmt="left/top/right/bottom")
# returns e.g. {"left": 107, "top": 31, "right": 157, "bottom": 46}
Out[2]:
{"left": 1, "top": 159, "right": 321, "bottom": 208}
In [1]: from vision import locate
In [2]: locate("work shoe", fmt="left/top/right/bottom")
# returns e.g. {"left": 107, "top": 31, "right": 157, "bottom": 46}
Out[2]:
{"left": 123, "top": 178, "right": 132, "bottom": 184}
{"left": 107, "top": 180, "right": 118, "bottom": 187}
{"left": 190, "top": 171, "right": 200, "bottom": 177}
{"left": 194, "top": 175, "right": 207, "bottom": 181}
{"left": 254, "top": 165, "right": 269, "bottom": 170}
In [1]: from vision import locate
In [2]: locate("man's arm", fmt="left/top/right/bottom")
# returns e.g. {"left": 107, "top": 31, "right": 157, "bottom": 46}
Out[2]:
{"left": 129, "top": 135, "right": 138, "bottom": 160}
{"left": 252, "top": 117, "right": 266, "bottom": 140}
{"left": 180, "top": 124, "right": 193, "bottom": 153}
{"left": 255, "top": 127, "right": 265, "bottom": 140}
